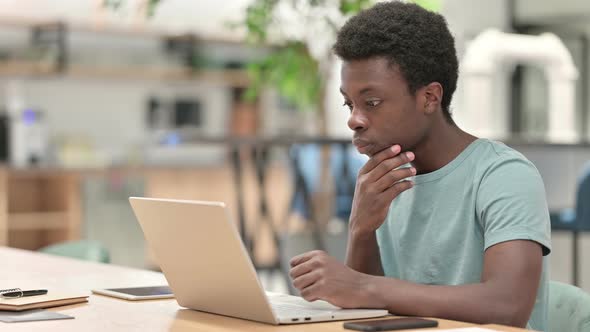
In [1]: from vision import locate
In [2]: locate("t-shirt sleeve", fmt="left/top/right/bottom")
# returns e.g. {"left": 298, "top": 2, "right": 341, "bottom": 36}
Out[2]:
{"left": 476, "top": 156, "right": 551, "bottom": 256}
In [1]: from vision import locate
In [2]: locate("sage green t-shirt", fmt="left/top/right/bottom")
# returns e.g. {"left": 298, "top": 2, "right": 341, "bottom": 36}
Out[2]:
{"left": 376, "top": 138, "right": 551, "bottom": 331}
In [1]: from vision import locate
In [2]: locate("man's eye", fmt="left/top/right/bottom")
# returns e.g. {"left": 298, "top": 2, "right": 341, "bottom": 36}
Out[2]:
{"left": 366, "top": 100, "right": 381, "bottom": 107}
{"left": 342, "top": 101, "right": 353, "bottom": 111}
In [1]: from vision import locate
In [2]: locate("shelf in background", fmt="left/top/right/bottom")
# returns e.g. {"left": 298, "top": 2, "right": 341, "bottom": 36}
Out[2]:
{"left": 0, "top": 60, "right": 56, "bottom": 76}
{"left": 0, "top": 16, "right": 259, "bottom": 85}
{"left": 0, "top": 15, "right": 245, "bottom": 45}
{"left": 8, "top": 211, "right": 70, "bottom": 230}
{"left": 0, "top": 61, "right": 250, "bottom": 85}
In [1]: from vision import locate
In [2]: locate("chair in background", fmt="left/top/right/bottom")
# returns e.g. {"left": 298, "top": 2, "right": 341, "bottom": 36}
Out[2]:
{"left": 281, "top": 143, "right": 365, "bottom": 294}
{"left": 550, "top": 162, "right": 590, "bottom": 286}
{"left": 549, "top": 281, "right": 590, "bottom": 332}
{"left": 39, "top": 240, "right": 110, "bottom": 263}
{"left": 289, "top": 143, "right": 366, "bottom": 224}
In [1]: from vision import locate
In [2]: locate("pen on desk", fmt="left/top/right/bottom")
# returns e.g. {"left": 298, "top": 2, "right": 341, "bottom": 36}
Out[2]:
{"left": 1, "top": 289, "right": 48, "bottom": 298}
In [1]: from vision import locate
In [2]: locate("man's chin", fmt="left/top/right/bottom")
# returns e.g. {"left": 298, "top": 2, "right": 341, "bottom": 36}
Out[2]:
{"left": 366, "top": 145, "right": 393, "bottom": 157}
{"left": 356, "top": 145, "right": 373, "bottom": 155}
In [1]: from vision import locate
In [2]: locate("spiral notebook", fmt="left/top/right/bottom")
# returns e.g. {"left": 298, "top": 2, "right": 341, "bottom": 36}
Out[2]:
{"left": 0, "top": 291, "right": 89, "bottom": 312}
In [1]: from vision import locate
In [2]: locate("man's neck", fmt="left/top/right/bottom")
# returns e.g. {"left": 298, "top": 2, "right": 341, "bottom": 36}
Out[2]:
{"left": 411, "top": 119, "right": 478, "bottom": 175}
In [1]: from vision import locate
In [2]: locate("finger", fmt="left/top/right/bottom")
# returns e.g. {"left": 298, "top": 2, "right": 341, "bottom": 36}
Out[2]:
{"left": 366, "top": 151, "right": 415, "bottom": 183}
{"left": 289, "top": 260, "right": 315, "bottom": 280}
{"left": 359, "top": 145, "right": 401, "bottom": 175}
{"left": 292, "top": 270, "right": 321, "bottom": 291}
{"left": 300, "top": 283, "right": 321, "bottom": 302}
{"left": 373, "top": 166, "right": 416, "bottom": 192}
{"left": 383, "top": 180, "right": 414, "bottom": 201}
{"left": 289, "top": 250, "right": 324, "bottom": 267}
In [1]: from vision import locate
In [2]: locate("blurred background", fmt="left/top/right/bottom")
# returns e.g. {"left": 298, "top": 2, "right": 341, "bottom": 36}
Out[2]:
{"left": 0, "top": 0, "right": 589, "bottom": 295}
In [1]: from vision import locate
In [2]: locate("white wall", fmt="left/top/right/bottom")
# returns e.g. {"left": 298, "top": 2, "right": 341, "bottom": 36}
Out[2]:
{"left": 152, "top": 0, "right": 252, "bottom": 39}
{"left": 21, "top": 79, "right": 148, "bottom": 150}
{"left": 441, "top": 0, "right": 512, "bottom": 134}
{"left": 443, "top": 0, "right": 511, "bottom": 43}
{"left": 5, "top": 78, "right": 232, "bottom": 165}
{"left": 515, "top": 0, "right": 590, "bottom": 25}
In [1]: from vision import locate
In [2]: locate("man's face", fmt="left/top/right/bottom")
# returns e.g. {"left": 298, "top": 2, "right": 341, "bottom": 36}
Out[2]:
{"left": 341, "top": 57, "right": 428, "bottom": 156}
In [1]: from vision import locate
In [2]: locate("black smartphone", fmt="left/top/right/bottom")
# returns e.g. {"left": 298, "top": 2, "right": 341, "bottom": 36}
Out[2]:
{"left": 343, "top": 318, "right": 438, "bottom": 331}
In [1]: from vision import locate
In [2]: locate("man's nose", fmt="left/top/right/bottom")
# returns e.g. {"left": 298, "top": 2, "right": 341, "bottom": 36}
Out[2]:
{"left": 347, "top": 109, "right": 367, "bottom": 131}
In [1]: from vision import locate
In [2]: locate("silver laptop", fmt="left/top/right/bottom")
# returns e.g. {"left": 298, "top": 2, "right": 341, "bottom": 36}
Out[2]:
{"left": 129, "top": 197, "right": 389, "bottom": 325}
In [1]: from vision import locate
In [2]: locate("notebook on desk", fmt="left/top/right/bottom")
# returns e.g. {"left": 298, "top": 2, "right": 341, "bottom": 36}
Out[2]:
{"left": 0, "top": 292, "right": 89, "bottom": 311}
{"left": 129, "top": 197, "right": 389, "bottom": 325}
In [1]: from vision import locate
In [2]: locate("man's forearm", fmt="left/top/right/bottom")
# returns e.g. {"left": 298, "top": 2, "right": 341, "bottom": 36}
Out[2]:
{"left": 345, "top": 230, "right": 384, "bottom": 276}
{"left": 362, "top": 276, "right": 531, "bottom": 328}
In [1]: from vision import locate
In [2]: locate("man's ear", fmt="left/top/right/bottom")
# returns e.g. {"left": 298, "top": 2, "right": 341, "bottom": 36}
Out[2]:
{"left": 423, "top": 82, "right": 443, "bottom": 115}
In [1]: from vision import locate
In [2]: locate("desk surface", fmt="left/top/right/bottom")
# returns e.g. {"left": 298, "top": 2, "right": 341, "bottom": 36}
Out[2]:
{"left": 1, "top": 247, "right": 528, "bottom": 331}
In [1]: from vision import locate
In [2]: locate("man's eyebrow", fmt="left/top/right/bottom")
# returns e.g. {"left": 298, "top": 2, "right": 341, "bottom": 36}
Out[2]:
{"left": 359, "top": 87, "right": 376, "bottom": 95}
{"left": 340, "top": 86, "right": 378, "bottom": 97}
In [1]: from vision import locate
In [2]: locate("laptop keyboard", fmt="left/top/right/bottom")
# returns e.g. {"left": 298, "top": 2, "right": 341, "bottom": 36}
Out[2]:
{"left": 266, "top": 292, "right": 388, "bottom": 323}
{"left": 267, "top": 292, "right": 339, "bottom": 319}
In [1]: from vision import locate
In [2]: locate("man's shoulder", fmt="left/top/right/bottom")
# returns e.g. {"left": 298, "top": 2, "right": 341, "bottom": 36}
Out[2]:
{"left": 472, "top": 139, "right": 528, "bottom": 163}
{"left": 469, "top": 139, "right": 539, "bottom": 179}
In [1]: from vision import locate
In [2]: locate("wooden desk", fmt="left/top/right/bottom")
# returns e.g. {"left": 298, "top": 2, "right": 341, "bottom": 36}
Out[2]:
{"left": 1, "top": 247, "right": 528, "bottom": 331}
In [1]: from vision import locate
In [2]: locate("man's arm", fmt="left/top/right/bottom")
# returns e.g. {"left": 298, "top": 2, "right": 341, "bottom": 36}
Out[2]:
{"left": 345, "top": 229, "right": 384, "bottom": 276}
{"left": 367, "top": 240, "right": 542, "bottom": 327}
{"left": 290, "top": 240, "right": 543, "bottom": 328}
{"left": 344, "top": 145, "right": 415, "bottom": 275}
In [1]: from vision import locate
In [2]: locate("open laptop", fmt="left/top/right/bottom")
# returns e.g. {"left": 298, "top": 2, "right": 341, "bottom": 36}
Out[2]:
{"left": 129, "top": 197, "right": 389, "bottom": 325}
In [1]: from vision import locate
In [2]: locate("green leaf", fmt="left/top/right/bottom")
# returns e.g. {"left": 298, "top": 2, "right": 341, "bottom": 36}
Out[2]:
{"left": 241, "top": 0, "right": 279, "bottom": 44}
{"left": 147, "top": 0, "right": 162, "bottom": 17}
{"left": 244, "top": 41, "right": 322, "bottom": 111}
{"left": 339, "top": 0, "right": 373, "bottom": 15}
{"left": 410, "top": 0, "right": 441, "bottom": 12}
{"left": 103, "top": 0, "right": 123, "bottom": 11}
{"left": 238, "top": 0, "right": 371, "bottom": 112}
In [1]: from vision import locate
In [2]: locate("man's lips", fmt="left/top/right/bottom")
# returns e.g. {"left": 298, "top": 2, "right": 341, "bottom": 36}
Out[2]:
{"left": 352, "top": 138, "right": 368, "bottom": 147}
{"left": 352, "top": 138, "right": 372, "bottom": 153}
